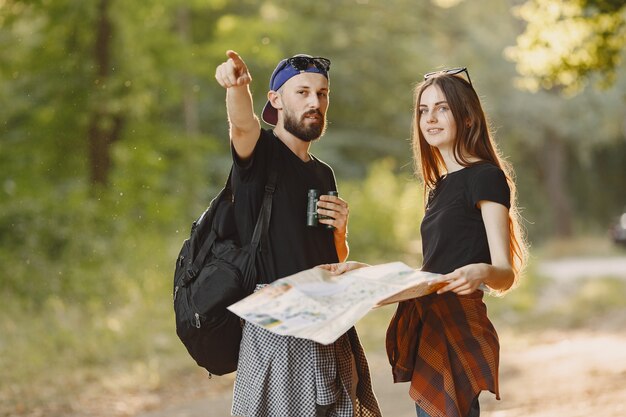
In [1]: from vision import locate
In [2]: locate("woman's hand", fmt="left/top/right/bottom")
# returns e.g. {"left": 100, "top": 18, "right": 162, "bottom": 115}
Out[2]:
{"left": 317, "top": 261, "right": 370, "bottom": 275}
{"left": 429, "top": 263, "right": 490, "bottom": 295}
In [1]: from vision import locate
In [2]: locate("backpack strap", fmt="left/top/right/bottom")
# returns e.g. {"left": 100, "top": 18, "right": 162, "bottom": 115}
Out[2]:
{"left": 249, "top": 164, "right": 277, "bottom": 249}
{"left": 250, "top": 151, "right": 278, "bottom": 250}
{"left": 185, "top": 187, "right": 227, "bottom": 285}
{"left": 249, "top": 148, "right": 280, "bottom": 285}
{"left": 184, "top": 230, "right": 217, "bottom": 285}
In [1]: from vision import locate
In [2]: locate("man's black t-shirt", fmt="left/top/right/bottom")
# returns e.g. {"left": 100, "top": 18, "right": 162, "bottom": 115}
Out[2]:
{"left": 420, "top": 163, "right": 510, "bottom": 275}
{"left": 231, "top": 129, "right": 339, "bottom": 282}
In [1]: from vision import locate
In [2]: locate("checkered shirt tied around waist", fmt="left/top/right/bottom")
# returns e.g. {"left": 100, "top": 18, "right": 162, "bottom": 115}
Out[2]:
{"left": 232, "top": 314, "right": 382, "bottom": 416}
{"left": 386, "top": 290, "right": 500, "bottom": 417}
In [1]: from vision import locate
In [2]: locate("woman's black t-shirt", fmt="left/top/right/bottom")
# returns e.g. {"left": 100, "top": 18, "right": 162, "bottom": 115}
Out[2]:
{"left": 420, "top": 163, "right": 510, "bottom": 275}
{"left": 231, "top": 129, "right": 339, "bottom": 282}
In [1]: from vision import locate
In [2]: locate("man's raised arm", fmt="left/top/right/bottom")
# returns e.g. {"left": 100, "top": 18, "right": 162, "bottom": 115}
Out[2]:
{"left": 215, "top": 50, "right": 261, "bottom": 160}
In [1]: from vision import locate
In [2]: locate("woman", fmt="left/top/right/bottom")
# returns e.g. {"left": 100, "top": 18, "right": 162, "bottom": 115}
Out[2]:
{"left": 321, "top": 68, "right": 528, "bottom": 417}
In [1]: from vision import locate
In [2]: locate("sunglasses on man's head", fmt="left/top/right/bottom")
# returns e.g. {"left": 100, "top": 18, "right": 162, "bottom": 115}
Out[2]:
{"left": 286, "top": 56, "right": 331, "bottom": 72}
{"left": 424, "top": 67, "right": 472, "bottom": 87}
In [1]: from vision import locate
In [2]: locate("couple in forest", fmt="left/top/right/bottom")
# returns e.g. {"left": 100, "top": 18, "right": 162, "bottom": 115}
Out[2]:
{"left": 212, "top": 50, "right": 528, "bottom": 417}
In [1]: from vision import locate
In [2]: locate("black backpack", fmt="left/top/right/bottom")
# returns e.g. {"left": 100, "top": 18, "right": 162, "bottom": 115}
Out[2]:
{"left": 173, "top": 165, "right": 277, "bottom": 376}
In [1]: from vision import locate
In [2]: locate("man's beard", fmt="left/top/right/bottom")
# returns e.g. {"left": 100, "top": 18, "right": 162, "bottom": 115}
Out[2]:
{"left": 283, "top": 108, "right": 326, "bottom": 142}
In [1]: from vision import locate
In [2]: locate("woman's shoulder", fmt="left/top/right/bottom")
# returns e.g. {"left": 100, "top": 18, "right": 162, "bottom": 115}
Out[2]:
{"left": 466, "top": 162, "right": 511, "bottom": 206}
{"left": 463, "top": 162, "right": 506, "bottom": 182}
{"left": 468, "top": 161, "right": 503, "bottom": 174}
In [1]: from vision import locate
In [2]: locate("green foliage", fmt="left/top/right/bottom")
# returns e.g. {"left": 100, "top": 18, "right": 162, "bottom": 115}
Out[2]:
{"left": 507, "top": 0, "right": 626, "bottom": 93}
{"left": 0, "top": 125, "right": 227, "bottom": 305}
{"left": 1, "top": 192, "right": 122, "bottom": 303}
{"left": 585, "top": 0, "right": 626, "bottom": 13}
{"left": 339, "top": 159, "right": 424, "bottom": 266}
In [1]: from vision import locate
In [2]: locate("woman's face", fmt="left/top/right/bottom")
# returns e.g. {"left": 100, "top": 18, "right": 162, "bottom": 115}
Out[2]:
{"left": 418, "top": 84, "right": 457, "bottom": 153}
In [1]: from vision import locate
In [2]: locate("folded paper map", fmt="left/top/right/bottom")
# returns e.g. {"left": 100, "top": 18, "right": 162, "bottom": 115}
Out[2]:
{"left": 227, "top": 262, "right": 444, "bottom": 344}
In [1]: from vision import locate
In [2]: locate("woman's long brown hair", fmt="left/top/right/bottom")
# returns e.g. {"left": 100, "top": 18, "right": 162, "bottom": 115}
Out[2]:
{"left": 412, "top": 74, "right": 528, "bottom": 291}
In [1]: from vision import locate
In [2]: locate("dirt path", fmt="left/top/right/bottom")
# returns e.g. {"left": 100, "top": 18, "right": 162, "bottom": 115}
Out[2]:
{"left": 131, "top": 330, "right": 626, "bottom": 417}
{"left": 537, "top": 256, "right": 626, "bottom": 281}
{"left": 479, "top": 330, "right": 626, "bottom": 417}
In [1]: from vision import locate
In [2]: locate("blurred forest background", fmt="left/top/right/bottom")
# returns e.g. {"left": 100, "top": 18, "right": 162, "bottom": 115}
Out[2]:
{"left": 1, "top": 0, "right": 625, "bottom": 416}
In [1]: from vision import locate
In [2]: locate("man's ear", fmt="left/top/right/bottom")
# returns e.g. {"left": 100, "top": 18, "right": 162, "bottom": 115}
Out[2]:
{"left": 268, "top": 90, "right": 282, "bottom": 110}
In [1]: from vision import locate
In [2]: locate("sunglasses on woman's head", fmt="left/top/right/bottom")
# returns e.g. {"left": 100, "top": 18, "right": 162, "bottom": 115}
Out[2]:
{"left": 286, "top": 56, "right": 331, "bottom": 72}
{"left": 424, "top": 67, "right": 472, "bottom": 87}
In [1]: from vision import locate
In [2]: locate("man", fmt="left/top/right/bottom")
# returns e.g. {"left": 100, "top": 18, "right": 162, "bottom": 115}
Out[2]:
{"left": 215, "top": 50, "right": 382, "bottom": 417}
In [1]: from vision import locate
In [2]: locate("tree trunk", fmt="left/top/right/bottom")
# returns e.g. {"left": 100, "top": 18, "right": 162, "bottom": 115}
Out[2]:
{"left": 541, "top": 134, "right": 573, "bottom": 237}
{"left": 88, "top": 0, "right": 123, "bottom": 186}
{"left": 88, "top": 111, "right": 123, "bottom": 186}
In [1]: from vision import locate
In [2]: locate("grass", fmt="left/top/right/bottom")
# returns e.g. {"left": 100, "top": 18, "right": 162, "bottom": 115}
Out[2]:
{"left": 0, "top": 269, "right": 198, "bottom": 416}
{"left": 485, "top": 259, "right": 626, "bottom": 332}
{"left": 539, "top": 276, "right": 626, "bottom": 329}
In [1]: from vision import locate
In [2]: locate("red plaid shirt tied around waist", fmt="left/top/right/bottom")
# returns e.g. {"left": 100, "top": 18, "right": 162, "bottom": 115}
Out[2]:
{"left": 386, "top": 290, "right": 500, "bottom": 417}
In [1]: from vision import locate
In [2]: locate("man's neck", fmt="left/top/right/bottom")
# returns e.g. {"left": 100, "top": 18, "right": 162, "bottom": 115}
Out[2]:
{"left": 273, "top": 125, "right": 313, "bottom": 162}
